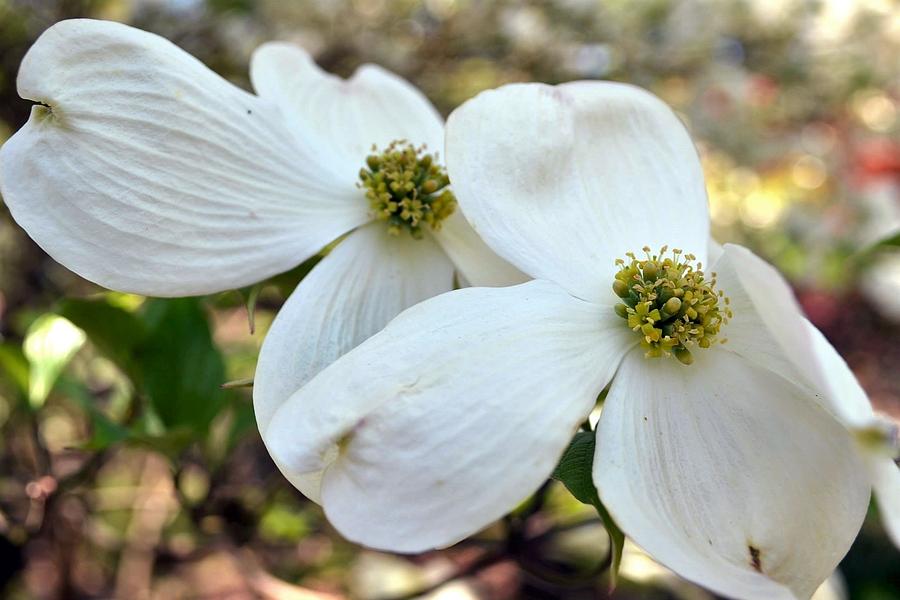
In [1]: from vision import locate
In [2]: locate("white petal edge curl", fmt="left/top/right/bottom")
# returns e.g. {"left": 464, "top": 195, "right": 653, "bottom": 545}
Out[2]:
{"left": 713, "top": 244, "right": 824, "bottom": 398}
{"left": 0, "top": 19, "right": 369, "bottom": 297}
{"left": 264, "top": 279, "right": 634, "bottom": 552}
{"left": 432, "top": 210, "right": 530, "bottom": 287}
{"left": 803, "top": 319, "right": 877, "bottom": 429}
{"left": 253, "top": 222, "right": 455, "bottom": 445}
{"left": 594, "top": 349, "right": 870, "bottom": 600}
{"left": 250, "top": 42, "right": 445, "bottom": 183}
{"left": 805, "top": 319, "right": 900, "bottom": 550}
{"left": 445, "top": 81, "right": 709, "bottom": 302}
{"left": 715, "top": 244, "right": 900, "bottom": 550}
{"left": 714, "top": 244, "right": 876, "bottom": 427}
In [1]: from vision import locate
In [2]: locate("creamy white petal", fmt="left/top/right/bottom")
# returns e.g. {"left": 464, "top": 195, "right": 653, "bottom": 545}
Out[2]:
{"left": 250, "top": 42, "right": 444, "bottom": 182}
{"left": 714, "top": 244, "right": 879, "bottom": 426}
{"left": 445, "top": 81, "right": 709, "bottom": 302}
{"left": 255, "top": 226, "right": 453, "bottom": 503}
{"left": 870, "top": 457, "right": 900, "bottom": 548}
{"left": 594, "top": 349, "right": 870, "bottom": 600}
{"left": 431, "top": 210, "right": 529, "bottom": 287}
{"left": 713, "top": 244, "right": 822, "bottom": 394}
{"left": 254, "top": 222, "right": 454, "bottom": 433}
{"left": 263, "top": 280, "right": 634, "bottom": 551}
{"left": 803, "top": 319, "right": 875, "bottom": 429}
{"left": 715, "top": 245, "right": 900, "bottom": 551}
{"left": 0, "top": 19, "right": 369, "bottom": 297}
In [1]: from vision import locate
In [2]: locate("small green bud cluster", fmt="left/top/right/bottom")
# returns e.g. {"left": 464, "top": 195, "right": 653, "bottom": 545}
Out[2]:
{"left": 612, "top": 246, "right": 731, "bottom": 365}
{"left": 359, "top": 140, "right": 457, "bottom": 239}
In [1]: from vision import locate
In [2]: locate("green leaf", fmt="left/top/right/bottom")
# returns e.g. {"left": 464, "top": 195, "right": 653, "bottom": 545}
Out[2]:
{"left": 55, "top": 376, "right": 131, "bottom": 450}
{"left": 553, "top": 431, "right": 601, "bottom": 505}
{"left": 136, "top": 298, "right": 228, "bottom": 431}
{"left": 23, "top": 314, "right": 86, "bottom": 408}
{"left": 0, "top": 343, "right": 29, "bottom": 398}
{"left": 553, "top": 430, "right": 626, "bottom": 589}
{"left": 851, "top": 231, "right": 900, "bottom": 270}
{"left": 57, "top": 298, "right": 147, "bottom": 381}
{"left": 875, "top": 232, "right": 900, "bottom": 249}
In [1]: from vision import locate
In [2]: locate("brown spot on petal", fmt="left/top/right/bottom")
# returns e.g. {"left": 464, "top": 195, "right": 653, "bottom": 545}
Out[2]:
{"left": 749, "top": 545, "right": 763, "bottom": 573}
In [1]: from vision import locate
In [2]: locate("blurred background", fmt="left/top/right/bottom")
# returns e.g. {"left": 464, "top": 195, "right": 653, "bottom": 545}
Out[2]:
{"left": 0, "top": 0, "right": 898, "bottom": 598}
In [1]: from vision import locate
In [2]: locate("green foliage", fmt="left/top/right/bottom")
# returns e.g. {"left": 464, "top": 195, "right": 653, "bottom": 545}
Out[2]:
{"left": 875, "top": 232, "right": 900, "bottom": 249}
{"left": 55, "top": 376, "right": 130, "bottom": 450}
{"left": 53, "top": 296, "right": 231, "bottom": 445}
{"left": 553, "top": 430, "right": 625, "bottom": 588}
{"left": 0, "top": 342, "right": 29, "bottom": 398}
{"left": 137, "top": 298, "right": 228, "bottom": 431}
{"left": 23, "top": 314, "right": 85, "bottom": 408}
{"left": 259, "top": 503, "right": 311, "bottom": 543}
{"left": 57, "top": 298, "right": 146, "bottom": 381}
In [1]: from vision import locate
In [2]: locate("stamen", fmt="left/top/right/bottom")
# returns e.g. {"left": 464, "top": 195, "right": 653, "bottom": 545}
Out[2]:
{"left": 612, "top": 246, "right": 730, "bottom": 365}
{"left": 358, "top": 140, "right": 457, "bottom": 239}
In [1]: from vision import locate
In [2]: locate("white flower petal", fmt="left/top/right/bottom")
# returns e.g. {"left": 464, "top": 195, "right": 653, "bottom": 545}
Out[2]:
{"left": 715, "top": 245, "right": 900, "bottom": 550}
{"left": 431, "top": 210, "right": 529, "bottom": 287}
{"left": 803, "top": 320, "right": 875, "bottom": 429}
{"left": 0, "top": 19, "right": 369, "bottom": 297}
{"left": 595, "top": 349, "right": 870, "bottom": 600}
{"left": 263, "top": 280, "right": 633, "bottom": 551}
{"left": 256, "top": 225, "right": 453, "bottom": 503}
{"left": 714, "top": 244, "right": 878, "bottom": 427}
{"left": 870, "top": 457, "right": 900, "bottom": 548}
{"left": 250, "top": 42, "right": 444, "bottom": 182}
{"left": 254, "top": 222, "right": 454, "bottom": 435}
{"left": 445, "top": 81, "right": 709, "bottom": 301}
{"left": 713, "top": 244, "right": 821, "bottom": 395}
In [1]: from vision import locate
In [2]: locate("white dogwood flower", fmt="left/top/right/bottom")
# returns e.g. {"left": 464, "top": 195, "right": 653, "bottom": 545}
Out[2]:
{"left": 0, "top": 19, "right": 525, "bottom": 431}
{"left": 260, "top": 82, "right": 891, "bottom": 599}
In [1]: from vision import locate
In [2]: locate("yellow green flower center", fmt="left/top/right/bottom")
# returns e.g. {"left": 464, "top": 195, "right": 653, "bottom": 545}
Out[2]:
{"left": 358, "top": 140, "right": 457, "bottom": 239}
{"left": 613, "top": 246, "right": 731, "bottom": 365}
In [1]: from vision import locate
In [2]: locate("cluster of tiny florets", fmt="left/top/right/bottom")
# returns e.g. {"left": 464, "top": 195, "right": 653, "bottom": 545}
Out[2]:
{"left": 612, "top": 246, "right": 731, "bottom": 365}
{"left": 358, "top": 140, "right": 456, "bottom": 239}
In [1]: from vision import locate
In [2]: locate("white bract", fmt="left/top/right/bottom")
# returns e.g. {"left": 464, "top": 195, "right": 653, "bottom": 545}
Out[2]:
{"left": 261, "top": 82, "right": 898, "bottom": 599}
{"left": 0, "top": 19, "right": 525, "bottom": 434}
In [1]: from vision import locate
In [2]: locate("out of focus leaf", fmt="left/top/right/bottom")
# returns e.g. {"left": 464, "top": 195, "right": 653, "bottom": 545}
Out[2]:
{"left": 875, "top": 232, "right": 900, "bottom": 249}
{"left": 128, "top": 428, "right": 195, "bottom": 457}
{"left": 137, "top": 298, "right": 228, "bottom": 431}
{"left": 56, "top": 377, "right": 130, "bottom": 450}
{"left": 553, "top": 430, "right": 625, "bottom": 588}
{"left": 259, "top": 503, "right": 310, "bottom": 542}
{"left": 23, "top": 314, "right": 86, "bottom": 409}
{"left": 0, "top": 343, "right": 29, "bottom": 398}
{"left": 57, "top": 297, "right": 147, "bottom": 380}
{"left": 852, "top": 232, "right": 900, "bottom": 270}
{"left": 226, "top": 399, "right": 257, "bottom": 451}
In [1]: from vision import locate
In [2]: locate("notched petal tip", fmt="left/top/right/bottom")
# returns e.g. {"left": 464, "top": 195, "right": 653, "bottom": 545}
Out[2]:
{"left": 265, "top": 408, "right": 348, "bottom": 477}
{"left": 748, "top": 544, "right": 763, "bottom": 574}
{"left": 2, "top": 17, "right": 365, "bottom": 297}
{"left": 29, "top": 103, "right": 56, "bottom": 124}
